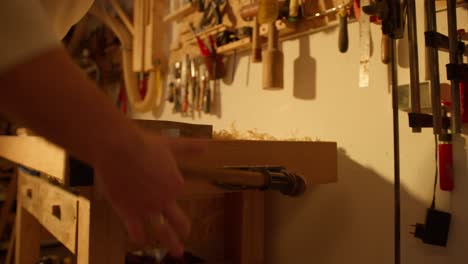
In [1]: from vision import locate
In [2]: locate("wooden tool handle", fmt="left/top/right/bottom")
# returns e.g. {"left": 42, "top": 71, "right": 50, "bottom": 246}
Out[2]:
{"left": 338, "top": 9, "right": 349, "bottom": 53}
{"left": 252, "top": 17, "right": 262, "bottom": 63}
{"left": 240, "top": 3, "right": 259, "bottom": 21}
{"left": 267, "top": 21, "right": 278, "bottom": 49}
{"left": 258, "top": 0, "right": 279, "bottom": 24}
{"left": 289, "top": 0, "right": 299, "bottom": 19}
{"left": 263, "top": 22, "right": 284, "bottom": 89}
{"left": 381, "top": 34, "right": 391, "bottom": 64}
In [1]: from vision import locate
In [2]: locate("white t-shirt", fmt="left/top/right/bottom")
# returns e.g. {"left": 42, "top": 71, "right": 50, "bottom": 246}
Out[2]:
{"left": 0, "top": 0, "right": 94, "bottom": 73}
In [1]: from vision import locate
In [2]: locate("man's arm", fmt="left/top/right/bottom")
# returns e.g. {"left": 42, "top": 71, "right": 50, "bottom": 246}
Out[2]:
{"left": 0, "top": 48, "right": 137, "bottom": 164}
{"left": 0, "top": 47, "right": 192, "bottom": 256}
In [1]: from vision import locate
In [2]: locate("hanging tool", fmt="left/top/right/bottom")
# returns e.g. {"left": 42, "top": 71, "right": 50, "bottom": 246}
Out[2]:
{"left": 338, "top": 4, "right": 350, "bottom": 53}
{"left": 173, "top": 61, "right": 182, "bottom": 112}
{"left": 252, "top": 17, "right": 262, "bottom": 63}
{"left": 359, "top": 0, "right": 371, "bottom": 88}
{"left": 199, "top": 0, "right": 224, "bottom": 29}
{"left": 289, "top": 0, "right": 299, "bottom": 22}
{"left": 381, "top": 34, "right": 391, "bottom": 64}
{"left": 204, "top": 70, "right": 212, "bottom": 113}
{"left": 258, "top": 0, "right": 279, "bottom": 24}
{"left": 181, "top": 55, "right": 189, "bottom": 113}
{"left": 258, "top": 0, "right": 283, "bottom": 89}
{"left": 199, "top": 71, "right": 206, "bottom": 112}
{"left": 240, "top": 2, "right": 260, "bottom": 20}
{"left": 438, "top": 102, "right": 454, "bottom": 191}
{"left": 190, "top": 58, "right": 198, "bottom": 114}
{"left": 262, "top": 22, "right": 284, "bottom": 89}
{"left": 459, "top": 29, "right": 468, "bottom": 123}
{"left": 189, "top": 23, "right": 225, "bottom": 80}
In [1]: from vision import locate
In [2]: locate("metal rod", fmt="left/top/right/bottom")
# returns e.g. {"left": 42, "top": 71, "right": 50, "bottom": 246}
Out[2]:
{"left": 390, "top": 38, "right": 401, "bottom": 264}
{"left": 425, "top": 0, "right": 443, "bottom": 134}
{"left": 447, "top": 0, "right": 461, "bottom": 133}
{"left": 179, "top": 166, "right": 306, "bottom": 197}
{"left": 407, "top": 0, "right": 422, "bottom": 133}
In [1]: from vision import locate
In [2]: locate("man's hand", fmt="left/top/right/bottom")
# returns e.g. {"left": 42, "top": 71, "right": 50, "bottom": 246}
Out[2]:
{"left": 93, "top": 131, "right": 205, "bottom": 257}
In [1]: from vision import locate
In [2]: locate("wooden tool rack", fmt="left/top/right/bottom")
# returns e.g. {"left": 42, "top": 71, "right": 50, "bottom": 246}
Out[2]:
{"left": 0, "top": 121, "right": 337, "bottom": 263}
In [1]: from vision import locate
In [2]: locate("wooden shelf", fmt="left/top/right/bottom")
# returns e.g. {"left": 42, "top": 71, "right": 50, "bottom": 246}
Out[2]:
{"left": 187, "top": 24, "right": 230, "bottom": 46}
{"left": 217, "top": 37, "right": 252, "bottom": 55}
{"left": 163, "top": 3, "right": 196, "bottom": 23}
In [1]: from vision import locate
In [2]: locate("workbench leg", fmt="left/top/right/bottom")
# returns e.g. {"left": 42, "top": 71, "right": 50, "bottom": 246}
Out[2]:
{"left": 225, "top": 191, "right": 265, "bottom": 264}
{"left": 15, "top": 207, "right": 40, "bottom": 264}
{"left": 107, "top": 206, "right": 127, "bottom": 264}
{"left": 77, "top": 197, "right": 91, "bottom": 264}
{"left": 77, "top": 191, "right": 126, "bottom": 264}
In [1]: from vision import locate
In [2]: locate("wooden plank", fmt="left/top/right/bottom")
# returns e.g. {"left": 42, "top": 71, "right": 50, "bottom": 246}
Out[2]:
{"left": 0, "top": 121, "right": 212, "bottom": 185}
{"left": 15, "top": 173, "right": 41, "bottom": 264}
{"left": 0, "top": 136, "right": 67, "bottom": 184}
{"left": 136, "top": 120, "right": 212, "bottom": 138}
{"left": 0, "top": 137, "right": 337, "bottom": 195}
{"left": 217, "top": 38, "right": 252, "bottom": 55}
{"left": 181, "top": 140, "right": 338, "bottom": 185}
{"left": 17, "top": 170, "right": 42, "bottom": 220}
{"left": 38, "top": 181, "right": 78, "bottom": 253}
{"left": 17, "top": 171, "right": 78, "bottom": 253}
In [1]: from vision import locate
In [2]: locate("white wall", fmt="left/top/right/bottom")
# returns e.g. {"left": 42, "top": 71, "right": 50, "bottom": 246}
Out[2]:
{"left": 134, "top": 3, "right": 468, "bottom": 263}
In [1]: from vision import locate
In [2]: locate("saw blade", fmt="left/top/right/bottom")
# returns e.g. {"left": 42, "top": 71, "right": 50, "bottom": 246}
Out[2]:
{"left": 359, "top": 0, "right": 371, "bottom": 88}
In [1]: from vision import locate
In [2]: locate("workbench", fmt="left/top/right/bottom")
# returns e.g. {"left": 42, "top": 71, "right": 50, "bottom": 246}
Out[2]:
{"left": 0, "top": 121, "right": 337, "bottom": 263}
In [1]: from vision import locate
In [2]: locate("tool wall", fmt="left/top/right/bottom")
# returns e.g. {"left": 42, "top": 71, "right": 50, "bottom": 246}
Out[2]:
{"left": 163, "top": 0, "right": 359, "bottom": 117}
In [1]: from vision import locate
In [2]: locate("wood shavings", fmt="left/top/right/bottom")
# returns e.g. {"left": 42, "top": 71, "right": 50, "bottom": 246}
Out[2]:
{"left": 213, "top": 123, "right": 318, "bottom": 141}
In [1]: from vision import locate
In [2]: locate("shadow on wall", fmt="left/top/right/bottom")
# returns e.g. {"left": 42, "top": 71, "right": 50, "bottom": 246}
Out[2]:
{"left": 265, "top": 148, "right": 428, "bottom": 264}
{"left": 293, "top": 36, "right": 317, "bottom": 100}
{"left": 448, "top": 130, "right": 468, "bottom": 262}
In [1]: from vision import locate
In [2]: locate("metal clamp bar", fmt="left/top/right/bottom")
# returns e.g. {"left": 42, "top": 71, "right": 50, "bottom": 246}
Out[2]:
{"left": 212, "top": 166, "right": 306, "bottom": 197}
{"left": 407, "top": 0, "right": 422, "bottom": 133}
{"left": 447, "top": 0, "right": 462, "bottom": 133}
{"left": 425, "top": 0, "right": 443, "bottom": 135}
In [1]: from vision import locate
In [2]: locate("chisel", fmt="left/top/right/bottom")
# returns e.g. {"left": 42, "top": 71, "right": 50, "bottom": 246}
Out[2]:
{"left": 338, "top": 6, "right": 349, "bottom": 53}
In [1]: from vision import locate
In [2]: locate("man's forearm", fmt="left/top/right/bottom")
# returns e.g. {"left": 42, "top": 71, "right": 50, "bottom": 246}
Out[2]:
{"left": 0, "top": 47, "right": 142, "bottom": 166}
